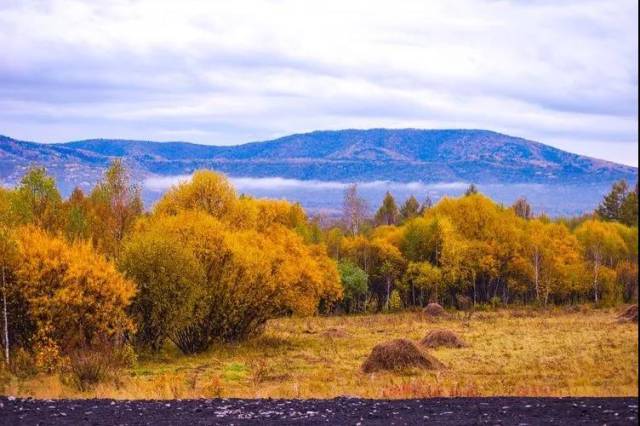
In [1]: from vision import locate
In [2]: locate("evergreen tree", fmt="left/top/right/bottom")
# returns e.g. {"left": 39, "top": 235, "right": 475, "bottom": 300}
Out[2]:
{"left": 464, "top": 184, "right": 479, "bottom": 196}
{"left": 596, "top": 180, "right": 629, "bottom": 222}
{"left": 620, "top": 182, "right": 638, "bottom": 227}
{"left": 399, "top": 195, "right": 420, "bottom": 222}
{"left": 374, "top": 191, "right": 399, "bottom": 225}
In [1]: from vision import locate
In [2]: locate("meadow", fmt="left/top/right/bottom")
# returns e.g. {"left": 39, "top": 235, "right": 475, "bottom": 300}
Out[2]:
{"left": 3, "top": 307, "right": 637, "bottom": 400}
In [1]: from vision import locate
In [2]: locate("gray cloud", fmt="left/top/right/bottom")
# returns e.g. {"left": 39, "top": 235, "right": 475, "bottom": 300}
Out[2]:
{"left": 0, "top": 0, "right": 637, "bottom": 165}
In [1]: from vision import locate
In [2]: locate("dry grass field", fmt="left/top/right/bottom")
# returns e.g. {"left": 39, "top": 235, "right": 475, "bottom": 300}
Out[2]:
{"left": 2, "top": 307, "right": 637, "bottom": 399}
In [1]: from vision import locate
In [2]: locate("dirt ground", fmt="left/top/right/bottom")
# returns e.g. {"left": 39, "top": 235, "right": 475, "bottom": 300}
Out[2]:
{"left": 1, "top": 396, "right": 637, "bottom": 425}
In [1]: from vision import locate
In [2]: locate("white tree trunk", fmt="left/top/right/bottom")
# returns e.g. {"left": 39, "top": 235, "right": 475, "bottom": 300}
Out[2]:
{"left": 533, "top": 249, "right": 540, "bottom": 302}
{"left": 593, "top": 256, "right": 600, "bottom": 303}
{"left": 2, "top": 266, "right": 9, "bottom": 365}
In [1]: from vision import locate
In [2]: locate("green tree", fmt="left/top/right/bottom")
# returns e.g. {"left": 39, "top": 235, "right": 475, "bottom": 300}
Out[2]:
{"left": 337, "top": 261, "right": 368, "bottom": 313}
{"left": 120, "top": 231, "right": 205, "bottom": 351}
{"left": 64, "top": 187, "right": 90, "bottom": 242}
{"left": 596, "top": 180, "right": 629, "bottom": 222}
{"left": 12, "top": 167, "right": 62, "bottom": 231}
{"left": 400, "top": 217, "right": 445, "bottom": 264}
{"left": 399, "top": 195, "right": 420, "bottom": 223}
{"left": 620, "top": 182, "right": 638, "bottom": 227}
{"left": 375, "top": 192, "right": 399, "bottom": 226}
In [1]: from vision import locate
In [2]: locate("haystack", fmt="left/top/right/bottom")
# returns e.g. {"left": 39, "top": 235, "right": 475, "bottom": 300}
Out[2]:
{"left": 617, "top": 304, "right": 638, "bottom": 323}
{"left": 423, "top": 302, "right": 445, "bottom": 317}
{"left": 361, "top": 339, "right": 444, "bottom": 373}
{"left": 419, "top": 329, "right": 468, "bottom": 349}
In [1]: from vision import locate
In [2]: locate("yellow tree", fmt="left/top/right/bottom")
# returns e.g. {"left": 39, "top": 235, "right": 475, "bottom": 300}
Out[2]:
{"left": 575, "top": 220, "right": 627, "bottom": 303}
{"left": 154, "top": 169, "right": 237, "bottom": 219}
{"left": 11, "top": 167, "right": 63, "bottom": 232}
{"left": 0, "top": 226, "right": 18, "bottom": 364}
{"left": 89, "top": 160, "right": 143, "bottom": 258}
{"left": 128, "top": 211, "right": 341, "bottom": 353}
{"left": 13, "top": 226, "right": 136, "bottom": 357}
{"left": 526, "top": 221, "right": 584, "bottom": 304}
{"left": 401, "top": 261, "right": 442, "bottom": 306}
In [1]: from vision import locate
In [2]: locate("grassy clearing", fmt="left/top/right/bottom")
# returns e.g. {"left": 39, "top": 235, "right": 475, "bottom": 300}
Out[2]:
{"left": 1, "top": 307, "right": 637, "bottom": 399}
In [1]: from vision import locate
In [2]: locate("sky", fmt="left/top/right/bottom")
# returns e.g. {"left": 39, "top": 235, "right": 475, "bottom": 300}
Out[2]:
{"left": 1, "top": 0, "right": 638, "bottom": 166}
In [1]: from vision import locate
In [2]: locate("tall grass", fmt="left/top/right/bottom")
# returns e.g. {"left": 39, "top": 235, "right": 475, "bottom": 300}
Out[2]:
{"left": 1, "top": 307, "right": 637, "bottom": 399}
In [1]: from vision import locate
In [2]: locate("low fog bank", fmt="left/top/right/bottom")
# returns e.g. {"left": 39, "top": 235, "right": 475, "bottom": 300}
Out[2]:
{"left": 143, "top": 175, "right": 610, "bottom": 217}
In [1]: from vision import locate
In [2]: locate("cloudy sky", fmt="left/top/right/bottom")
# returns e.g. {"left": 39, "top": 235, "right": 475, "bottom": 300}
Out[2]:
{"left": 1, "top": 0, "right": 637, "bottom": 165}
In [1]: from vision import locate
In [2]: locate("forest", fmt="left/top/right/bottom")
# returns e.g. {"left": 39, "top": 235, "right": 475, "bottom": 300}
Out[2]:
{"left": 0, "top": 162, "right": 637, "bottom": 390}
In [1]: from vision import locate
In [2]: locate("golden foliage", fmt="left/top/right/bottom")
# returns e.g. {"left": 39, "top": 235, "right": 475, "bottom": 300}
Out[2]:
{"left": 126, "top": 194, "right": 341, "bottom": 352}
{"left": 12, "top": 226, "right": 136, "bottom": 354}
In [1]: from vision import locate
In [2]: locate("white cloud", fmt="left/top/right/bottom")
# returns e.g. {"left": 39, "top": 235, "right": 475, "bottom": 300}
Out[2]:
{"left": 0, "top": 0, "right": 637, "bottom": 165}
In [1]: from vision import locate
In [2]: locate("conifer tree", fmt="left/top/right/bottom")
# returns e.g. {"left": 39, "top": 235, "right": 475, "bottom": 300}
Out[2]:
{"left": 399, "top": 195, "right": 420, "bottom": 223}
{"left": 596, "top": 180, "right": 629, "bottom": 222}
{"left": 375, "top": 191, "right": 399, "bottom": 226}
{"left": 464, "top": 184, "right": 479, "bottom": 196}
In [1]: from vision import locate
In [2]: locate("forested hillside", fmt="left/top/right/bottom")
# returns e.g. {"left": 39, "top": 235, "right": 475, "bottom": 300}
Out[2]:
{"left": 1, "top": 130, "right": 636, "bottom": 206}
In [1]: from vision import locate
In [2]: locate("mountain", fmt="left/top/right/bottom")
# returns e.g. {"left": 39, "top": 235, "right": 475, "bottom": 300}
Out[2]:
{"left": 1, "top": 129, "right": 637, "bottom": 215}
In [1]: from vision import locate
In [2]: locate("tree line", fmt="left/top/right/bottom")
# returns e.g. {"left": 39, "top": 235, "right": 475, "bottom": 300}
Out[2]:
{"left": 0, "top": 163, "right": 341, "bottom": 371}
{"left": 331, "top": 181, "right": 637, "bottom": 313}
{"left": 0, "top": 163, "right": 637, "bottom": 375}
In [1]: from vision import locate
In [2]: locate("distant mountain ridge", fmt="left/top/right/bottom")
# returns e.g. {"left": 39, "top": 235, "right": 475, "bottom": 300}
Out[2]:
{"left": 0, "top": 129, "right": 637, "bottom": 216}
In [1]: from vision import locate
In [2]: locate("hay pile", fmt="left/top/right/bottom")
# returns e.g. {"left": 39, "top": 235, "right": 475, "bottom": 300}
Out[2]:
{"left": 423, "top": 303, "right": 445, "bottom": 317}
{"left": 617, "top": 304, "right": 638, "bottom": 323}
{"left": 361, "top": 339, "right": 444, "bottom": 373}
{"left": 420, "top": 329, "right": 468, "bottom": 349}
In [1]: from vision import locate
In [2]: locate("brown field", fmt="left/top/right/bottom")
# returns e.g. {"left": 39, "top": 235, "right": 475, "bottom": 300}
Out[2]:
{"left": 2, "top": 307, "right": 637, "bottom": 399}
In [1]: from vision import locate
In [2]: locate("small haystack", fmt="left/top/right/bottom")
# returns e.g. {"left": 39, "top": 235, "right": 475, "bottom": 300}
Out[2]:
{"left": 361, "top": 339, "right": 444, "bottom": 373}
{"left": 423, "top": 303, "right": 445, "bottom": 317}
{"left": 617, "top": 304, "right": 638, "bottom": 323}
{"left": 420, "top": 329, "right": 468, "bottom": 349}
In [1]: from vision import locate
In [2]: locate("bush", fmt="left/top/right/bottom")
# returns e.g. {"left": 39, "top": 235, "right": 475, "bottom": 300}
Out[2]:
{"left": 120, "top": 231, "right": 205, "bottom": 351}
{"left": 12, "top": 227, "right": 136, "bottom": 354}
{"left": 489, "top": 297, "right": 502, "bottom": 309}
{"left": 389, "top": 290, "right": 403, "bottom": 312}
{"left": 10, "top": 348, "right": 37, "bottom": 379}
{"left": 65, "top": 350, "right": 112, "bottom": 391}
{"left": 63, "top": 343, "right": 135, "bottom": 391}
{"left": 126, "top": 210, "right": 341, "bottom": 354}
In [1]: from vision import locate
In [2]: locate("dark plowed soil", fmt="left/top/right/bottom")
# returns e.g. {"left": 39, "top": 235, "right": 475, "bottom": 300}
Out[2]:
{"left": 0, "top": 396, "right": 637, "bottom": 425}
